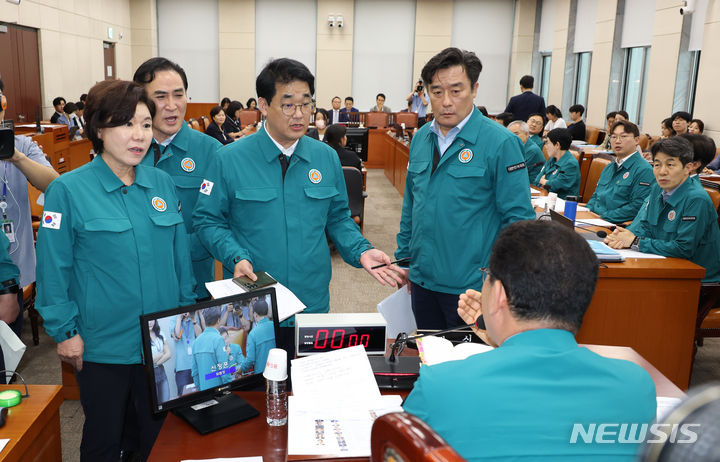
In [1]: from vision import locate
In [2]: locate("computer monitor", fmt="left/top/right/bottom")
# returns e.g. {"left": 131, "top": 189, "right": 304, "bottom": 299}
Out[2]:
{"left": 345, "top": 127, "right": 369, "bottom": 161}
{"left": 140, "top": 288, "right": 279, "bottom": 434}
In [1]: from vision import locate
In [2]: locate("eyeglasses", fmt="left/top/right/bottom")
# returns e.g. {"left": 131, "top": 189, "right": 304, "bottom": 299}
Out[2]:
{"left": 609, "top": 134, "right": 634, "bottom": 141}
{"left": 280, "top": 101, "right": 315, "bottom": 116}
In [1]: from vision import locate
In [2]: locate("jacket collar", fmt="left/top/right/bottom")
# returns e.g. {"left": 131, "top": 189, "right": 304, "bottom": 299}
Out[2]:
{"left": 258, "top": 125, "right": 311, "bottom": 164}
{"left": 92, "top": 154, "right": 154, "bottom": 192}
{"left": 502, "top": 328, "right": 578, "bottom": 350}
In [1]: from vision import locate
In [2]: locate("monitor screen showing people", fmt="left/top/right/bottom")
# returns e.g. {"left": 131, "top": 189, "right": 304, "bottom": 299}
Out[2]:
{"left": 142, "top": 291, "right": 277, "bottom": 409}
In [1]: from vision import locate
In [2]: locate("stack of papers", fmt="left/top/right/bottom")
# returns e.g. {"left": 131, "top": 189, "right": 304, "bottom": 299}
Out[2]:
{"left": 288, "top": 346, "right": 403, "bottom": 457}
{"left": 417, "top": 335, "right": 493, "bottom": 366}
{"left": 587, "top": 240, "right": 625, "bottom": 262}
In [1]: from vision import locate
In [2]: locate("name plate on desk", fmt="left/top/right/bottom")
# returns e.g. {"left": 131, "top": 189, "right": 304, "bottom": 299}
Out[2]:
{"left": 295, "top": 313, "right": 387, "bottom": 356}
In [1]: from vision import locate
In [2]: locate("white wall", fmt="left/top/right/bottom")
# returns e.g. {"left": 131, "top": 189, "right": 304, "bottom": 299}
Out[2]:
{"left": 158, "top": 0, "right": 219, "bottom": 102}
{"left": 451, "top": 0, "right": 515, "bottom": 113}
{"left": 351, "top": 0, "right": 416, "bottom": 112}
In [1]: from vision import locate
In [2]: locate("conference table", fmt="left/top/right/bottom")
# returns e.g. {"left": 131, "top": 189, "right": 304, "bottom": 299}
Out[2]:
{"left": 0, "top": 385, "right": 63, "bottom": 462}
{"left": 148, "top": 345, "right": 683, "bottom": 462}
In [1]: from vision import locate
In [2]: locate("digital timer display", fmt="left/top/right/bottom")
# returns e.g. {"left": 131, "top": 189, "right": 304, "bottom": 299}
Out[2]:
{"left": 297, "top": 326, "right": 386, "bottom": 354}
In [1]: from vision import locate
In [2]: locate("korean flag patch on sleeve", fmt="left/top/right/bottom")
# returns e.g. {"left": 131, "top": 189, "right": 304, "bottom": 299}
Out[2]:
{"left": 199, "top": 179, "right": 214, "bottom": 196}
{"left": 42, "top": 211, "right": 62, "bottom": 230}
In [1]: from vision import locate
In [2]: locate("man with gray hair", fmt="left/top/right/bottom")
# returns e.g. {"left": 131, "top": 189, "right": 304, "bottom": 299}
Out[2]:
{"left": 508, "top": 120, "right": 545, "bottom": 182}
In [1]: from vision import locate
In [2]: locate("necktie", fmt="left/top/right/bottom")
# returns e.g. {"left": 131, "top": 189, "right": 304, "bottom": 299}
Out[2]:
{"left": 431, "top": 146, "right": 440, "bottom": 175}
{"left": 279, "top": 154, "right": 289, "bottom": 180}
{"left": 153, "top": 143, "right": 161, "bottom": 166}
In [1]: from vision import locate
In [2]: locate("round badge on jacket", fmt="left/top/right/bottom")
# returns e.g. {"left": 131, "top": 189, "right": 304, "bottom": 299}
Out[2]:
{"left": 181, "top": 157, "right": 196, "bottom": 172}
{"left": 458, "top": 149, "right": 473, "bottom": 163}
{"left": 668, "top": 210, "right": 676, "bottom": 221}
{"left": 152, "top": 196, "right": 167, "bottom": 212}
{"left": 309, "top": 169, "right": 322, "bottom": 184}
{"left": 623, "top": 172, "right": 629, "bottom": 180}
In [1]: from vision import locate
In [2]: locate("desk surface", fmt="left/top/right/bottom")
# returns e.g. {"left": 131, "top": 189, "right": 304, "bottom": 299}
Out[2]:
{"left": 149, "top": 345, "right": 683, "bottom": 462}
{"left": 0, "top": 384, "right": 63, "bottom": 462}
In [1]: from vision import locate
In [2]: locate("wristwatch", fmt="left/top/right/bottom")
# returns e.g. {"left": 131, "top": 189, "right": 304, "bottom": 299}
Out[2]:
{"left": 0, "top": 278, "right": 19, "bottom": 295}
{"left": 630, "top": 236, "right": 641, "bottom": 251}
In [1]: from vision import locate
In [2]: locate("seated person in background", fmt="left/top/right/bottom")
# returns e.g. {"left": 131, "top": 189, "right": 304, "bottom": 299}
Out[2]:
{"left": 543, "top": 104, "right": 566, "bottom": 134}
{"left": 476, "top": 105, "right": 489, "bottom": 117}
{"left": 306, "top": 108, "right": 329, "bottom": 141}
{"left": 403, "top": 220, "right": 657, "bottom": 462}
{"left": 587, "top": 120, "right": 655, "bottom": 223}
{"left": 239, "top": 299, "right": 275, "bottom": 374}
{"left": 688, "top": 118, "right": 704, "bottom": 134}
{"left": 340, "top": 96, "right": 360, "bottom": 123}
{"left": 567, "top": 104, "right": 586, "bottom": 141}
{"left": 223, "top": 100, "right": 251, "bottom": 140}
{"left": 220, "top": 97, "right": 231, "bottom": 113}
{"left": 534, "top": 128, "right": 580, "bottom": 199}
{"left": 526, "top": 113, "right": 545, "bottom": 150}
{"left": 508, "top": 120, "right": 544, "bottom": 182}
{"left": 63, "top": 102, "right": 82, "bottom": 138}
{"left": 671, "top": 111, "right": 692, "bottom": 135}
{"left": 679, "top": 133, "right": 716, "bottom": 177}
{"left": 191, "top": 306, "right": 232, "bottom": 391}
{"left": 204, "top": 105, "right": 233, "bottom": 145}
{"left": 75, "top": 101, "right": 86, "bottom": 130}
{"left": 325, "top": 123, "right": 362, "bottom": 170}
{"left": 597, "top": 111, "right": 617, "bottom": 150}
{"left": 246, "top": 97, "right": 257, "bottom": 110}
{"left": 370, "top": 93, "right": 391, "bottom": 113}
{"left": 661, "top": 117, "right": 676, "bottom": 138}
{"left": 495, "top": 112, "right": 513, "bottom": 127}
{"left": 606, "top": 137, "right": 720, "bottom": 282}
{"left": 328, "top": 96, "right": 344, "bottom": 123}
{"left": 615, "top": 110, "right": 629, "bottom": 122}
{"left": 50, "top": 96, "right": 66, "bottom": 123}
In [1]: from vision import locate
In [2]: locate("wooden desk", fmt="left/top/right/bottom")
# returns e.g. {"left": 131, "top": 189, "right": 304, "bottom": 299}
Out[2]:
{"left": 0, "top": 385, "right": 62, "bottom": 462}
{"left": 148, "top": 345, "right": 681, "bottom": 461}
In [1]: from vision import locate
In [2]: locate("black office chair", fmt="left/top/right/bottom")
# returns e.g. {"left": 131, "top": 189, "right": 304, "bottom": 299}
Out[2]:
{"left": 342, "top": 166, "right": 367, "bottom": 233}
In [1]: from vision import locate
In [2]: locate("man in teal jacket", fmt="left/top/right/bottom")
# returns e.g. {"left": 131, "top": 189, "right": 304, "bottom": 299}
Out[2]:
{"left": 395, "top": 47, "right": 535, "bottom": 330}
{"left": 191, "top": 307, "right": 232, "bottom": 391}
{"left": 404, "top": 221, "right": 657, "bottom": 461}
{"left": 238, "top": 299, "right": 275, "bottom": 374}
{"left": 587, "top": 120, "right": 654, "bottom": 223}
{"left": 508, "top": 120, "right": 545, "bottom": 182}
{"left": 193, "top": 58, "right": 401, "bottom": 317}
{"left": 134, "top": 58, "right": 222, "bottom": 299}
{"left": 0, "top": 232, "right": 20, "bottom": 383}
{"left": 534, "top": 127, "right": 581, "bottom": 199}
{"left": 606, "top": 137, "right": 720, "bottom": 282}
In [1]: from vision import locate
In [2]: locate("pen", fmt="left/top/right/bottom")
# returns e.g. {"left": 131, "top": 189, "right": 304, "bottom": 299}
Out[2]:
{"left": 371, "top": 257, "right": 410, "bottom": 270}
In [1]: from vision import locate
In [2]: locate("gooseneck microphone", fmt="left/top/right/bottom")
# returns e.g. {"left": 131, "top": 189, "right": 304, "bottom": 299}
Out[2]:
{"left": 388, "top": 316, "right": 486, "bottom": 362}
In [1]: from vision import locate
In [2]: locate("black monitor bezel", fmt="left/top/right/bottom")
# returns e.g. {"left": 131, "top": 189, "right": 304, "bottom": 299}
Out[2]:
{"left": 139, "top": 288, "right": 279, "bottom": 415}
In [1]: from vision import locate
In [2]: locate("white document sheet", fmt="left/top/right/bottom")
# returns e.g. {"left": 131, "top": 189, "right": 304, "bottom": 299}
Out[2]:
{"left": 377, "top": 288, "right": 416, "bottom": 339}
{"left": 0, "top": 321, "right": 26, "bottom": 374}
{"left": 656, "top": 396, "right": 682, "bottom": 422}
{"left": 205, "top": 274, "right": 305, "bottom": 322}
{"left": 0, "top": 439, "right": 8, "bottom": 454}
{"left": 615, "top": 249, "right": 666, "bottom": 259}
{"left": 288, "top": 394, "right": 403, "bottom": 457}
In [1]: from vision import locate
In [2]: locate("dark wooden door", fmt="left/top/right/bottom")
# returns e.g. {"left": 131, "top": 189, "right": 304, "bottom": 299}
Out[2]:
{"left": 103, "top": 42, "right": 116, "bottom": 80}
{"left": 0, "top": 23, "right": 41, "bottom": 123}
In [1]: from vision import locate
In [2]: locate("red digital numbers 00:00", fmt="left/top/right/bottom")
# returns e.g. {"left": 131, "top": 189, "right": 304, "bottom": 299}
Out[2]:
{"left": 313, "top": 329, "right": 370, "bottom": 350}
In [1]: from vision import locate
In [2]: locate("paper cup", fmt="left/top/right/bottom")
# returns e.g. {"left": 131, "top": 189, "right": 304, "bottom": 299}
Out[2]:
{"left": 263, "top": 348, "right": 288, "bottom": 381}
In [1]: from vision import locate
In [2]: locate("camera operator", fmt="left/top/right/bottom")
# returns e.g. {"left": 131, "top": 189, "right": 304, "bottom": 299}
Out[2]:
{"left": 0, "top": 77, "right": 59, "bottom": 349}
{"left": 406, "top": 79, "right": 429, "bottom": 127}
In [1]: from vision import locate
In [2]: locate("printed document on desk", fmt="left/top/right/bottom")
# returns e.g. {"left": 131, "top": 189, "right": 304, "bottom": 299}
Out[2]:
{"left": 288, "top": 345, "right": 403, "bottom": 457}
{"left": 205, "top": 274, "right": 305, "bottom": 322}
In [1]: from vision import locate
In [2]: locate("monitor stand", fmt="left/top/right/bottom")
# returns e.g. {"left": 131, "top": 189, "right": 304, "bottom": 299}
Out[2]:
{"left": 173, "top": 392, "right": 259, "bottom": 435}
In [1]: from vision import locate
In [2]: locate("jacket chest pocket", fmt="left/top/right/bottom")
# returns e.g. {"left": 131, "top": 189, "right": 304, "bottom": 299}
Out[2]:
{"left": 233, "top": 188, "right": 279, "bottom": 233}
{"left": 446, "top": 164, "right": 488, "bottom": 197}
{"left": 303, "top": 186, "right": 340, "bottom": 227}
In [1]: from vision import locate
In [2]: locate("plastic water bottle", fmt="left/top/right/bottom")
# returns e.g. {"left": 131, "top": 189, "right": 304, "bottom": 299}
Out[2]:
{"left": 263, "top": 348, "right": 288, "bottom": 426}
{"left": 265, "top": 378, "right": 288, "bottom": 426}
{"left": 565, "top": 195, "right": 579, "bottom": 225}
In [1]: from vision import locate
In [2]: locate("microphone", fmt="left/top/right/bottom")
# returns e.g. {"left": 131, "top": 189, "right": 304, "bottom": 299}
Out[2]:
{"left": 575, "top": 221, "right": 621, "bottom": 239}
{"left": 389, "top": 315, "right": 486, "bottom": 362}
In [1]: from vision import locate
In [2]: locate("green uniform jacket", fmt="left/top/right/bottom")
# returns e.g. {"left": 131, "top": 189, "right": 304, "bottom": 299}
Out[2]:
{"left": 395, "top": 109, "right": 535, "bottom": 294}
{"left": 190, "top": 327, "right": 231, "bottom": 391}
{"left": 193, "top": 126, "right": 372, "bottom": 314}
{"left": 403, "top": 329, "right": 656, "bottom": 461}
{"left": 0, "top": 233, "right": 19, "bottom": 285}
{"left": 528, "top": 133, "right": 543, "bottom": 151}
{"left": 142, "top": 123, "right": 222, "bottom": 298}
{"left": 523, "top": 140, "right": 545, "bottom": 183}
{"left": 36, "top": 156, "right": 196, "bottom": 364}
{"left": 628, "top": 179, "right": 720, "bottom": 282}
{"left": 534, "top": 150, "right": 581, "bottom": 199}
{"left": 587, "top": 153, "right": 654, "bottom": 223}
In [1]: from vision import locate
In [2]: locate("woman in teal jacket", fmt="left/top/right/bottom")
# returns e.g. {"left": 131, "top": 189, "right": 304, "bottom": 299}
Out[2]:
{"left": 36, "top": 80, "right": 195, "bottom": 461}
{"left": 534, "top": 128, "right": 581, "bottom": 199}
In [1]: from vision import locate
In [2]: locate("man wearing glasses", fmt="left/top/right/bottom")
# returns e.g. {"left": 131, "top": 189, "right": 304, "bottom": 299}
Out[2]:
{"left": 194, "top": 58, "right": 402, "bottom": 317}
{"left": 586, "top": 120, "right": 655, "bottom": 223}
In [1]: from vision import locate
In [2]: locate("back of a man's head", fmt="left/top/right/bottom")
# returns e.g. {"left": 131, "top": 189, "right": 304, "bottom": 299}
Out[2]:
{"left": 489, "top": 221, "right": 598, "bottom": 333}
{"left": 679, "top": 133, "right": 717, "bottom": 171}
{"left": 325, "top": 124, "right": 346, "bottom": 148}
{"left": 519, "top": 75, "right": 534, "bottom": 90}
